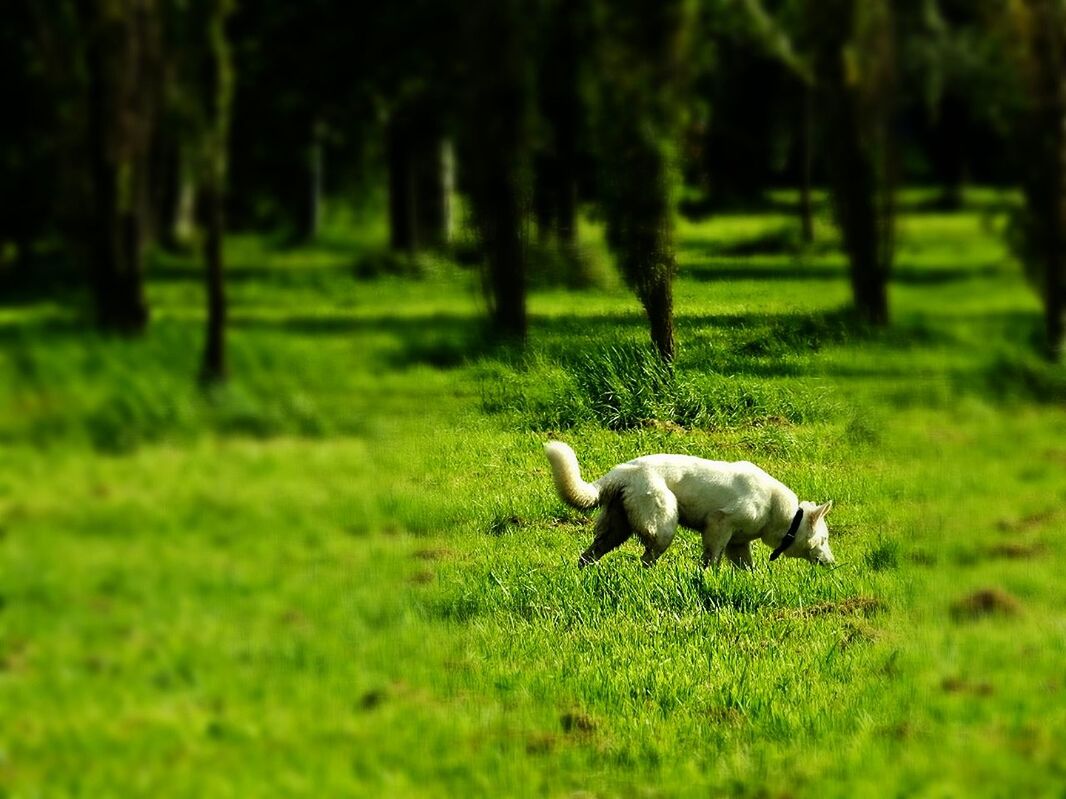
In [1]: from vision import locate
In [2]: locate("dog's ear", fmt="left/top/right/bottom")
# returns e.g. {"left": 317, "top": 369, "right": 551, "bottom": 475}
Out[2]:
{"left": 812, "top": 501, "right": 833, "bottom": 522}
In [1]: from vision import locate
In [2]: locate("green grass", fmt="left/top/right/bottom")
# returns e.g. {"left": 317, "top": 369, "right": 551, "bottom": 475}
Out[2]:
{"left": 2, "top": 189, "right": 1065, "bottom": 797}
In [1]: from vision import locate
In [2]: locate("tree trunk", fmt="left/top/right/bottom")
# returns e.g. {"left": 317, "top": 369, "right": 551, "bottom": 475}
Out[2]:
{"left": 485, "top": 173, "right": 528, "bottom": 339}
{"left": 149, "top": 125, "right": 181, "bottom": 250}
{"left": 307, "top": 120, "right": 324, "bottom": 241}
{"left": 534, "top": 0, "right": 581, "bottom": 247}
{"left": 173, "top": 167, "right": 197, "bottom": 247}
{"left": 81, "top": 0, "right": 159, "bottom": 334}
{"left": 1047, "top": 241, "right": 1064, "bottom": 360}
{"left": 197, "top": 0, "right": 232, "bottom": 385}
{"left": 388, "top": 106, "right": 450, "bottom": 252}
{"left": 414, "top": 135, "right": 450, "bottom": 249}
{"left": 533, "top": 154, "right": 557, "bottom": 244}
{"left": 1018, "top": 0, "right": 1066, "bottom": 361}
{"left": 933, "top": 97, "right": 966, "bottom": 211}
{"left": 798, "top": 84, "right": 815, "bottom": 244}
{"left": 641, "top": 276, "right": 675, "bottom": 362}
{"left": 387, "top": 114, "right": 417, "bottom": 253}
{"left": 199, "top": 182, "right": 226, "bottom": 382}
{"left": 593, "top": 0, "right": 689, "bottom": 360}
{"left": 462, "top": 0, "right": 531, "bottom": 341}
{"left": 808, "top": 0, "right": 895, "bottom": 326}
{"left": 554, "top": 2, "right": 579, "bottom": 249}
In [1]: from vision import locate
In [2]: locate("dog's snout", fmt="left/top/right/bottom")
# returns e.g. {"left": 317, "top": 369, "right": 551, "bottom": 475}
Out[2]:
{"left": 810, "top": 548, "right": 835, "bottom": 566}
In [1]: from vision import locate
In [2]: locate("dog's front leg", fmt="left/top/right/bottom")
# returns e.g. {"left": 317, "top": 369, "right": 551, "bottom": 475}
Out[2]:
{"left": 701, "top": 518, "right": 732, "bottom": 569}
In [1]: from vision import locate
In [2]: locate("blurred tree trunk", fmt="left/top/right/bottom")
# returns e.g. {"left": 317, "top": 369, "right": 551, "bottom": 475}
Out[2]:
{"left": 461, "top": 0, "right": 532, "bottom": 341}
{"left": 387, "top": 103, "right": 450, "bottom": 253}
{"left": 932, "top": 92, "right": 967, "bottom": 211}
{"left": 80, "top": 0, "right": 161, "bottom": 334}
{"left": 414, "top": 135, "right": 451, "bottom": 249}
{"left": 593, "top": 0, "right": 692, "bottom": 361}
{"left": 533, "top": 156, "right": 558, "bottom": 244}
{"left": 1009, "top": 0, "right": 1065, "bottom": 360}
{"left": 196, "top": 0, "right": 233, "bottom": 384}
{"left": 308, "top": 120, "right": 325, "bottom": 240}
{"left": 534, "top": 0, "right": 581, "bottom": 247}
{"left": 149, "top": 126, "right": 189, "bottom": 250}
{"left": 282, "top": 117, "right": 323, "bottom": 243}
{"left": 386, "top": 113, "right": 417, "bottom": 253}
{"left": 798, "top": 83, "right": 815, "bottom": 244}
{"left": 199, "top": 180, "right": 225, "bottom": 383}
{"left": 807, "top": 0, "right": 895, "bottom": 326}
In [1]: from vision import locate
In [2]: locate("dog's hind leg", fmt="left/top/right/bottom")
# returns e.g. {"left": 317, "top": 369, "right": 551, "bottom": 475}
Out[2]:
{"left": 578, "top": 496, "right": 632, "bottom": 568}
{"left": 622, "top": 475, "right": 679, "bottom": 567}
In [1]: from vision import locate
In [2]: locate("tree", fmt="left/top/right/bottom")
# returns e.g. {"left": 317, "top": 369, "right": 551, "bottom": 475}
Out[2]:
{"left": 533, "top": 0, "right": 583, "bottom": 248}
{"left": 189, "top": 0, "right": 234, "bottom": 383}
{"left": 387, "top": 97, "right": 452, "bottom": 253}
{"left": 805, "top": 0, "right": 896, "bottom": 325}
{"left": 901, "top": 0, "right": 1004, "bottom": 210}
{"left": 78, "top": 0, "right": 162, "bottom": 333}
{"left": 696, "top": 3, "right": 792, "bottom": 211}
{"left": 355, "top": 0, "right": 458, "bottom": 255}
{"left": 592, "top": 0, "right": 695, "bottom": 361}
{"left": 226, "top": 1, "right": 377, "bottom": 239}
{"left": 459, "top": 0, "right": 534, "bottom": 341}
{"left": 1002, "top": 0, "right": 1066, "bottom": 360}
{"left": 1, "top": 5, "right": 61, "bottom": 265}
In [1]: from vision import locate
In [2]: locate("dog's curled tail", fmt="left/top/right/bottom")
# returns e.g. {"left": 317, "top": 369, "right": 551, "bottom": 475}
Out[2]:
{"left": 544, "top": 441, "right": 600, "bottom": 510}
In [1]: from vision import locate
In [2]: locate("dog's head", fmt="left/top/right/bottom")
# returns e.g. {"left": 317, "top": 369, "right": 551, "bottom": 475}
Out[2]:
{"left": 792, "top": 500, "right": 835, "bottom": 565}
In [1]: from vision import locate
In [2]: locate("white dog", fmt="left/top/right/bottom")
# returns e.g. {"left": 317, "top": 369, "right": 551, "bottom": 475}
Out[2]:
{"left": 544, "top": 441, "right": 835, "bottom": 569}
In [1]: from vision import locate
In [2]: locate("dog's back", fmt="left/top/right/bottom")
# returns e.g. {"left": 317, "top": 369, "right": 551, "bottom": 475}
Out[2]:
{"left": 604, "top": 454, "right": 791, "bottom": 528}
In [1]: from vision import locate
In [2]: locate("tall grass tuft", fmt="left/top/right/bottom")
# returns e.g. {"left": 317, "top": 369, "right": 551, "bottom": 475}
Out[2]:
{"left": 479, "top": 342, "right": 818, "bottom": 432}
{"left": 568, "top": 343, "right": 687, "bottom": 430}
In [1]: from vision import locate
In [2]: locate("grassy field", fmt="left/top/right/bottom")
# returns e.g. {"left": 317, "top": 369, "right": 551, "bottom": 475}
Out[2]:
{"left": 2, "top": 193, "right": 1065, "bottom": 797}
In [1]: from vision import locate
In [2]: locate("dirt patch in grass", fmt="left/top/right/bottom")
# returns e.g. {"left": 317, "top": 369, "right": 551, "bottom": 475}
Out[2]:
{"left": 560, "top": 710, "right": 597, "bottom": 735}
{"left": 706, "top": 706, "right": 745, "bottom": 725}
{"left": 880, "top": 721, "right": 914, "bottom": 741}
{"left": 279, "top": 609, "right": 309, "bottom": 627}
{"left": 985, "top": 541, "right": 1047, "bottom": 560}
{"left": 486, "top": 514, "right": 524, "bottom": 536}
{"left": 995, "top": 510, "right": 1056, "bottom": 533}
{"left": 408, "top": 569, "right": 434, "bottom": 585}
{"left": 840, "top": 620, "right": 881, "bottom": 649}
{"left": 525, "top": 732, "right": 558, "bottom": 755}
{"left": 908, "top": 548, "right": 938, "bottom": 567}
{"left": 546, "top": 514, "right": 587, "bottom": 531}
{"left": 788, "top": 596, "right": 886, "bottom": 618}
{"left": 357, "top": 689, "right": 385, "bottom": 711}
{"left": 413, "top": 547, "right": 453, "bottom": 561}
{"left": 642, "top": 419, "right": 688, "bottom": 433}
{"left": 950, "top": 588, "right": 1022, "bottom": 620}
{"left": 941, "top": 676, "right": 994, "bottom": 696}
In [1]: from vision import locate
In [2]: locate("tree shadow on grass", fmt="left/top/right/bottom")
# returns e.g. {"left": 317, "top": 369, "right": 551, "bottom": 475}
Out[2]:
{"left": 151, "top": 262, "right": 354, "bottom": 287}
{"left": 676, "top": 308, "right": 959, "bottom": 379}
{"left": 682, "top": 258, "right": 1004, "bottom": 286}
{"left": 0, "top": 317, "right": 87, "bottom": 346}
{"left": 0, "top": 248, "right": 89, "bottom": 309}
{"left": 227, "top": 304, "right": 962, "bottom": 378}
{"left": 152, "top": 247, "right": 459, "bottom": 286}
{"left": 231, "top": 311, "right": 508, "bottom": 371}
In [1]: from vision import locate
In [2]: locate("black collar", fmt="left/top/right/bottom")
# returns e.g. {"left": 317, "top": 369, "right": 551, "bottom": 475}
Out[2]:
{"left": 769, "top": 508, "right": 804, "bottom": 562}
